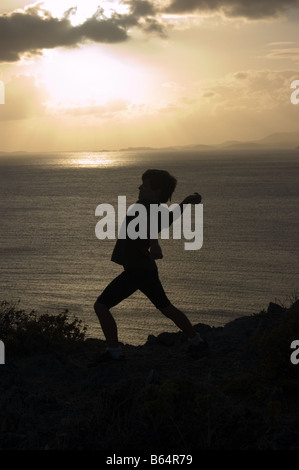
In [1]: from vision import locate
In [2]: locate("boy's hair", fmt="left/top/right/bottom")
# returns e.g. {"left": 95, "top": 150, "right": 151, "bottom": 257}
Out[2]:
{"left": 142, "top": 169, "right": 177, "bottom": 203}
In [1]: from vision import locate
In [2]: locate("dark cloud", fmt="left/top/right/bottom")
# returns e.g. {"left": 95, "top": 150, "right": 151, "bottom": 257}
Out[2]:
{"left": 126, "top": 0, "right": 157, "bottom": 17}
{"left": 0, "top": 2, "right": 169, "bottom": 62}
{"left": 2, "top": 0, "right": 296, "bottom": 63}
{"left": 234, "top": 72, "right": 249, "bottom": 79}
{"left": 164, "top": 0, "right": 299, "bottom": 19}
{"left": 0, "top": 7, "right": 128, "bottom": 62}
{"left": 77, "top": 16, "right": 128, "bottom": 43}
{"left": 117, "top": 1, "right": 166, "bottom": 37}
{"left": 63, "top": 6, "right": 78, "bottom": 20}
{"left": 141, "top": 17, "right": 167, "bottom": 37}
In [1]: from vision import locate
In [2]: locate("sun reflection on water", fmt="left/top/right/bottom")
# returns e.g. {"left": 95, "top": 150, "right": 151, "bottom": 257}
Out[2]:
{"left": 71, "top": 154, "right": 114, "bottom": 167}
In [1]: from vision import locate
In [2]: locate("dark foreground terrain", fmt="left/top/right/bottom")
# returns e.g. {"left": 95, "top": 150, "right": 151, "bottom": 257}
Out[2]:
{"left": 0, "top": 299, "right": 299, "bottom": 450}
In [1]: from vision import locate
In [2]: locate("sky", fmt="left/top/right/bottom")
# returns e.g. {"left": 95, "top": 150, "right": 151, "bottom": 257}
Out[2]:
{"left": 0, "top": 0, "right": 298, "bottom": 151}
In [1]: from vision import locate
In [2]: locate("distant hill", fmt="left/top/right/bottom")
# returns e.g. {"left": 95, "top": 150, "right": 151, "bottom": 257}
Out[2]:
{"left": 119, "top": 131, "right": 299, "bottom": 152}
{"left": 119, "top": 146, "right": 156, "bottom": 151}
{"left": 257, "top": 131, "right": 299, "bottom": 145}
{"left": 0, "top": 150, "right": 30, "bottom": 155}
{"left": 202, "top": 131, "right": 299, "bottom": 150}
{"left": 1, "top": 131, "right": 298, "bottom": 155}
{"left": 216, "top": 141, "right": 265, "bottom": 149}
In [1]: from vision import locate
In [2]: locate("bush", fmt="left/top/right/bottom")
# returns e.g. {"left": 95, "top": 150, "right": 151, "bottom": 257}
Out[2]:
{"left": 0, "top": 300, "right": 87, "bottom": 354}
{"left": 251, "top": 300, "right": 299, "bottom": 381}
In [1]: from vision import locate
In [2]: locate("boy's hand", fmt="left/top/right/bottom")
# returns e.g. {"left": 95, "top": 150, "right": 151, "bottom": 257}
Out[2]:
{"left": 182, "top": 192, "right": 202, "bottom": 205}
{"left": 150, "top": 242, "right": 163, "bottom": 260}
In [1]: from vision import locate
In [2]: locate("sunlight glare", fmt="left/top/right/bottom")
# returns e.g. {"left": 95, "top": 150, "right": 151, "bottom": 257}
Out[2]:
{"left": 71, "top": 153, "right": 114, "bottom": 167}
{"left": 40, "top": 46, "right": 148, "bottom": 108}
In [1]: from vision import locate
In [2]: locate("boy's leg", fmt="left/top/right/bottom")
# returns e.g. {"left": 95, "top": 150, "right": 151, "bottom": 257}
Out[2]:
{"left": 94, "top": 270, "right": 139, "bottom": 350}
{"left": 160, "top": 303, "right": 197, "bottom": 339}
{"left": 136, "top": 269, "right": 201, "bottom": 340}
{"left": 160, "top": 304, "right": 209, "bottom": 355}
{"left": 94, "top": 302, "right": 119, "bottom": 348}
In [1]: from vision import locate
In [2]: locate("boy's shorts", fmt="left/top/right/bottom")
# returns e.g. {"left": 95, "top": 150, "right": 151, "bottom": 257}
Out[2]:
{"left": 96, "top": 267, "right": 171, "bottom": 310}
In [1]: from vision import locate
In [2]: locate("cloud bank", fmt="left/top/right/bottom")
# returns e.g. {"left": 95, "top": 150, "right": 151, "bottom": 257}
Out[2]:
{"left": 163, "top": 0, "right": 299, "bottom": 19}
{"left": 1, "top": 0, "right": 299, "bottom": 62}
{"left": 0, "top": 2, "right": 166, "bottom": 62}
{"left": 0, "top": 6, "right": 128, "bottom": 62}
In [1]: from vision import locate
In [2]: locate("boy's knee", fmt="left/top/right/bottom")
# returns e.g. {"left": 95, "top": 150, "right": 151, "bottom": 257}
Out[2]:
{"left": 94, "top": 300, "right": 107, "bottom": 315}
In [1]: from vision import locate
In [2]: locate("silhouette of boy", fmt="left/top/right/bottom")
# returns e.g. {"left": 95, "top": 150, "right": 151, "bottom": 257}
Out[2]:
{"left": 94, "top": 169, "right": 207, "bottom": 360}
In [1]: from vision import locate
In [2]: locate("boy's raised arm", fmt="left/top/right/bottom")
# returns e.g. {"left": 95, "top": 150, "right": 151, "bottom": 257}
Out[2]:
{"left": 149, "top": 238, "right": 163, "bottom": 259}
{"left": 179, "top": 192, "right": 202, "bottom": 209}
{"left": 169, "top": 192, "right": 202, "bottom": 225}
{"left": 147, "top": 192, "right": 202, "bottom": 260}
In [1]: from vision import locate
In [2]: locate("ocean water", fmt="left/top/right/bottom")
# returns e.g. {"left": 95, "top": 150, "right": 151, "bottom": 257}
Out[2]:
{"left": 0, "top": 148, "right": 298, "bottom": 345}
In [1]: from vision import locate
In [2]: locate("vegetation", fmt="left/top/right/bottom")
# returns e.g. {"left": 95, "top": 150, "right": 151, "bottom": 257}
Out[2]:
{"left": 0, "top": 300, "right": 86, "bottom": 353}
{"left": 0, "top": 298, "right": 298, "bottom": 450}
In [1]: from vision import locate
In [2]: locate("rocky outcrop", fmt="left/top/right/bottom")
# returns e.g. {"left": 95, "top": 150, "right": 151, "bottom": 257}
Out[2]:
{"left": 0, "top": 300, "right": 298, "bottom": 450}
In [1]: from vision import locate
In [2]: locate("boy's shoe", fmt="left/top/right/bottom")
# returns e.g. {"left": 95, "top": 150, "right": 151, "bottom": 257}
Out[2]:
{"left": 87, "top": 350, "right": 126, "bottom": 366}
{"left": 187, "top": 338, "right": 210, "bottom": 358}
{"left": 98, "top": 350, "right": 126, "bottom": 363}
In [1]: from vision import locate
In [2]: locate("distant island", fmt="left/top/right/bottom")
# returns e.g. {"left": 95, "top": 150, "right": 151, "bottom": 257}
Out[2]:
{"left": 119, "top": 131, "right": 299, "bottom": 152}
{"left": 1, "top": 131, "right": 298, "bottom": 155}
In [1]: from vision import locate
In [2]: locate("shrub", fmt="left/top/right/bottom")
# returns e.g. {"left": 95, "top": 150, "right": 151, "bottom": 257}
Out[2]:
{"left": 0, "top": 300, "right": 87, "bottom": 354}
{"left": 251, "top": 300, "right": 299, "bottom": 381}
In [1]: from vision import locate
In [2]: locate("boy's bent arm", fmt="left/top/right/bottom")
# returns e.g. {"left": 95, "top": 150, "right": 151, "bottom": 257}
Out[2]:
{"left": 179, "top": 192, "right": 202, "bottom": 209}
{"left": 149, "top": 238, "right": 163, "bottom": 259}
{"left": 147, "top": 193, "right": 202, "bottom": 236}
{"left": 167, "top": 192, "right": 202, "bottom": 226}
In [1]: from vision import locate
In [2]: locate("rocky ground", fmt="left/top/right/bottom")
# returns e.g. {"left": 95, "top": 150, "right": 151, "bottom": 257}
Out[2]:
{"left": 0, "top": 300, "right": 299, "bottom": 450}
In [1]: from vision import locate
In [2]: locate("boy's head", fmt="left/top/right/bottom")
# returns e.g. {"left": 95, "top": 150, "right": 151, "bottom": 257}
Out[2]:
{"left": 139, "top": 169, "right": 177, "bottom": 203}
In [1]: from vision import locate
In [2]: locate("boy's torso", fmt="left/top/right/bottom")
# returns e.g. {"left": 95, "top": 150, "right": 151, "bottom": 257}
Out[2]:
{"left": 111, "top": 199, "right": 156, "bottom": 270}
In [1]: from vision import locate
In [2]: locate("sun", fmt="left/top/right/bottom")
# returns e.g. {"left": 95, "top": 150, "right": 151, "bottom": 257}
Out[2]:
{"left": 32, "top": 1, "right": 149, "bottom": 108}
{"left": 6, "top": 1, "right": 162, "bottom": 118}
{"left": 39, "top": 45, "right": 149, "bottom": 109}
{"left": 13, "top": 1, "right": 157, "bottom": 111}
